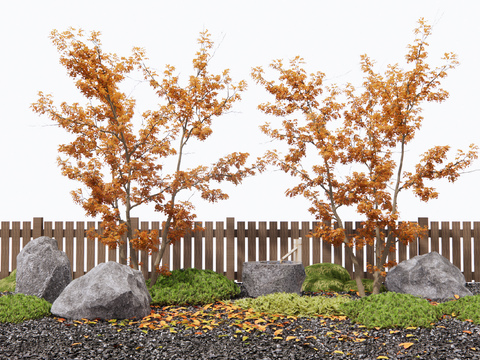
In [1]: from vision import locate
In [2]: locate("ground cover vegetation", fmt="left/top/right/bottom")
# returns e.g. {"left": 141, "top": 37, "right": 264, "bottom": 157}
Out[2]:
{"left": 2, "top": 269, "right": 480, "bottom": 358}
{"left": 252, "top": 18, "right": 478, "bottom": 297}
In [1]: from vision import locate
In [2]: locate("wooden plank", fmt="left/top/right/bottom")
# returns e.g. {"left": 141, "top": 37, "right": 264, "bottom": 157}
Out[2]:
{"left": 75, "top": 222, "right": 85, "bottom": 278}
{"left": 65, "top": 222, "right": 75, "bottom": 279}
{"left": 474, "top": 222, "right": 480, "bottom": 282}
{"left": 452, "top": 222, "right": 461, "bottom": 269}
{"left": 280, "top": 222, "right": 288, "bottom": 260}
{"left": 409, "top": 223, "right": 418, "bottom": 259}
{"left": 44, "top": 221, "right": 53, "bottom": 238}
{"left": 183, "top": 226, "right": 192, "bottom": 269}
{"left": 194, "top": 222, "right": 203, "bottom": 270}
{"left": 463, "top": 222, "right": 472, "bottom": 282}
{"left": 258, "top": 222, "right": 267, "bottom": 261}
{"left": 130, "top": 218, "right": 139, "bottom": 268}
{"left": 290, "top": 222, "right": 299, "bottom": 262}
{"left": 215, "top": 221, "right": 224, "bottom": 276}
{"left": 172, "top": 234, "right": 181, "bottom": 271}
{"left": 151, "top": 221, "right": 160, "bottom": 275}
{"left": 418, "top": 217, "right": 429, "bottom": 255}
{"left": 430, "top": 221, "right": 440, "bottom": 253}
{"left": 344, "top": 222, "right": 353, "bottom": 278}
{"left": 97, "top": 222, "right": 106, "bottom": 265}
{"left": 355, "top": 222, "right": 364, "bottom": 278}
{"left": 312, "top": 221, "right": 320, "bottom": 264}
{"left": 11, "top": 222, "right": 21, "bottom": 271}
{"left": 321, "top": 221, "right": 331, "bottom": 264}
{"left": 86, "top": 222, "right": 96, "bottom": 273}
{"left": 204, "top": 222, "right": 214, "bottom": 271}
{"left": 22, "top": 221, "right": 31, "bottom": 248}
{"left": 441, "top": 221, "right": 450, "bottom": 261}
{"left": 269, "top": 222, "right": 278, "bottom": 261}
{"left": 33, "top": 218, "right": 43, "bottom": 239}
{"left": 237, "top": 221, "right": 246, "bottom": 281}
{"left": 226, "top": 218, "right": 235, "bottom": 280}
{"left": 366, "top": 241, "right": 374, "bottom": 280}
{"left": 301, "top": 221, "right": 310, "bottom": 267}
{"left": 0, "top": 222, "right": 9, "bottom": 278}
{"left": 54, "top": 222, "right": 64, "bottom": 252}
{"left": 247, "top": 221, "right": 256, "bottom": 262}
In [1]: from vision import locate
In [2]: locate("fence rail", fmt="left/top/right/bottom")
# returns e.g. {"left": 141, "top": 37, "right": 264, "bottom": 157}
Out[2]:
{"left": 1, "top": 217, "right": 480, "bottom": 282}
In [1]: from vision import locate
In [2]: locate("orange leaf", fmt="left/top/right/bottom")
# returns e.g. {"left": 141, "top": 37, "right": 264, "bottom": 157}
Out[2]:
{"left": 399, "top": 342, "right": 414, "bottom": 349}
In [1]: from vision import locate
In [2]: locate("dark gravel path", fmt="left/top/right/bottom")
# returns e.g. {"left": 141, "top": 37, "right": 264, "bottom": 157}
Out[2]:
{"left": 1, "top": 284, "right": 480, "bottom": 360}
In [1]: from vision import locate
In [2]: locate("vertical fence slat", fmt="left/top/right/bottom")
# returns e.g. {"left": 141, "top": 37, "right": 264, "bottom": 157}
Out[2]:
{"left": 54, "top": 222, "right": 64, "bottom": 252}
{"left": 418, "top": 217, "right": 429, "bottom": 255}
{"left": 280, "top": 222, "right": 288, "bottom": 260}
{"left": 452, "top": 222, "right": 461, "bottom": 269}
{"left": 150, "top": 221, "right": 160, "bottom": 274}
{"left": 301, "top": 221, "right": 310, "bottom": 267}
{"left": 172, "top": 234, "right": 181, "bottom": 271}
{"left": 312, "top": 221, "right": 320, "bottom": 264}
{"left": 269, "top": 222, "right": 278, "bottom": 262}
{"left": 215, "top": 221, "right": 224, "bottom": 276}
{"left": 321, "top": 221, "right": 331, "bottom": 263}
{"left": 65, "top": 222, "right": 75, "bottom": 279}
{"left": 291, "top": 222, "right": 299, "bottom": 262}
{"left": 366, "top": 241, "right": 374, "bottom": 280}
{"left": 247, "top": 221, "right": 256, "bottom": 262}
{"left": 12, "top": 222, "right": 21, "bottom": 271}
{"left": 75, "top": 222, "right": 85, "bottom": 278}
{"left": 204, "top": 222, "right": 214, "bottom": 271}
{"left": 237, "top": 221, "right": 246, "bottom": 281}
{"left": 441, "top": 221, "right": 450, "bottom": 261}
{"left": 431, "top": 222, "right": 440, "bottom": 253}
{"left": 258, "top": 222, "right": 267, "bottom": 262}
{"left": 44, "top": 221, "right": 53, "bottom": 238}
{"left": 33, "top": 218, "right": 43, "bottom": 239}
{"left": 97, "top": 222, "right": 106, "bottom": 265}
{"left": 474, "top": 222, "right": 480, "bottom": 282}
{"left": 226, "top": 218, "right": 235, "bottom": 280}
{"left": 355, "top": 222, "right": 364, "bottom": 278}
{"left": 194, "top": 222, "right": 203, "bottom": 271}
{"left": 183, "top": 226, "right": 192, "bottom": 269}
{"left": 0, "top": 222, "right": 9, "bottom": 278}
{"left": 139, "top": 221, "right": 149, "bottom": 279}
{"left": 86, "top": 221, "right": 96, "bottom": 273}
{"left": 463, "top": 222, "right": 472, "bottom": 282}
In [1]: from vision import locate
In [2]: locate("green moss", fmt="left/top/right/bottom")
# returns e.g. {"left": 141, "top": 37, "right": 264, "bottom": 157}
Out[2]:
{"left": 340, "top": 292, "right": 443, "bottom": 329}
{"left": 147, "top": 268, "right": 240, "bottom": 306}
{"left": 344, "top": 279, "right": 387, "bottom": 293}
{"left": 0, "top": 293, "right": 52, "bottom": 323}
{"left": 439, "top": 294, "right": 480, "bottom": 324}
{"left": 234, "top": 292, "right": 351, "bottom": 317}
{"left": 0, "top": 269, "right": 16, "bottom": 292}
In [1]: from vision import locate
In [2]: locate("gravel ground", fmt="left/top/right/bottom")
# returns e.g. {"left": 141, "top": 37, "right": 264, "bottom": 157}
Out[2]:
{"left": 1, "top": 284, "right": 480, "bottom": 360}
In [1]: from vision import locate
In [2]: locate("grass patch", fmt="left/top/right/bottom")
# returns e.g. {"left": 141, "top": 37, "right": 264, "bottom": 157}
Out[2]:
{"left": 439, "top": 294, "right": 480, "bottom": 324}
{"left": 0, "top": 293, "right": 52, "bottom": 323}
{"left": 146, "top": 268, "right": 240, "bottom": 306}
{"left": 234, "top": 292, "right": 351, "bottom": 317}
{"left": 0, "top": 270, "right": 16, "bottom": 292}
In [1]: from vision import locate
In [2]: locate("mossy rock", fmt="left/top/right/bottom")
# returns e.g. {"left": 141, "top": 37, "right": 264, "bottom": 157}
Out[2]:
{"left": 0, "top": 269, "right": 16, "bottom": 292}
{"left": 302, "top": 263, "right": 351, "bottom": 292}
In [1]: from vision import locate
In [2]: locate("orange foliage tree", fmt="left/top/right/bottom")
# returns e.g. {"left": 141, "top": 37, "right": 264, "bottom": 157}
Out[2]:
{"left": 252, "top": 19, "right": 478, "bottom": 296}
{"left": 32, "top": 28, "right": 265, "bottom": 286}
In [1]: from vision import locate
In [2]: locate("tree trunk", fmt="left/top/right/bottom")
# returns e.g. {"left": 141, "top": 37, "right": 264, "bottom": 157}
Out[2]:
{"left": 344, "top": 244, "right": 366, "bottom": 297}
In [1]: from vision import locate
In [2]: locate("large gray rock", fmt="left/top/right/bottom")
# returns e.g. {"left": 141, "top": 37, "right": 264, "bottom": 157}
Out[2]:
{"left": 15, "top": 236, "right": 71, "bottom": 303}
{"left": 385, "top": 251, "right": 472, "bottom": 300}
{"left": 51, "top": 261, "right": 152, "bottom": 320}
{"left": 242, "top": 261, "right": 306, "bottom": 297}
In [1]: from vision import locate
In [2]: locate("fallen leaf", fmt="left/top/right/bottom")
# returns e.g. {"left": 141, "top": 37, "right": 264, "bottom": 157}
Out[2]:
{"left": 399, "top": 342, "right": 414, "bottom": 349}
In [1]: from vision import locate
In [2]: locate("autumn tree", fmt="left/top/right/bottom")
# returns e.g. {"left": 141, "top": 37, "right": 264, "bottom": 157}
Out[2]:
{"left": 252, "top": 19, "right": 478, "bottom": 296}
{"left": 32, "top": 28, "right": 265, "bottom": 286}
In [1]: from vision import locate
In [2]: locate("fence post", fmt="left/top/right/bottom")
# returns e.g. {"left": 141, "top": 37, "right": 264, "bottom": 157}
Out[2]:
{"left": 0, "top": 222, "right": 9, "bottom": 279}
{"left": 226, "top": 218, "right": 235, "bottom": 280}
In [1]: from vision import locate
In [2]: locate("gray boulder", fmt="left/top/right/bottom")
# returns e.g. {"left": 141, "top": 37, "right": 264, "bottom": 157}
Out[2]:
{"left": 51, "top": 261, "right": 152, "bottom": 320}
{"left": 15, "top": 236, "right": 71, "bottom": 303}
{"left": 242, "top": 261, "right": 306, "bottom": 297}
{"left": 385, "top": 251, "right": 472, "bottom": 300}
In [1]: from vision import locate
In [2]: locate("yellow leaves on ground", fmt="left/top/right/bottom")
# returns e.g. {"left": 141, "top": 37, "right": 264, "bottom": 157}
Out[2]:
{"left": 398, "top": 342, "right": 414, "bottom": 349}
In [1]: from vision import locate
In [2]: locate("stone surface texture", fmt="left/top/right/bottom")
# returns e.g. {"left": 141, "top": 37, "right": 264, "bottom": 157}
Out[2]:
{"left": 51, "top": 261, "right": 152, "bottom": 320}
{"left": 242, "top": 261, "right": 306, "bottom": 297}
{"left": 15, "top": 236, "right": 71, "bottom": 303}
{"left": 385, "top": 251, "right": 472, "bottom": 300}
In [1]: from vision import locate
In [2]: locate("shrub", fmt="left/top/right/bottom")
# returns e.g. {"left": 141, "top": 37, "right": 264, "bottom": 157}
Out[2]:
{"left": 234, "top": 292, "right": 351, "bottom": 317}
{"left": 0, "top": 293, "right": 52, "bottom": 323}
{"left": 147, "top": 268, "right": 240, "bottom": 306}
{"left": 0, "top": 269, "right": 16, "bottom": 292}
{"left": 340, "top": 292, "right": 443, "bottom": 329}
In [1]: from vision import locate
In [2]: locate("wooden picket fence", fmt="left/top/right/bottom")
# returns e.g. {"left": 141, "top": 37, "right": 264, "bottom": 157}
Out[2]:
{"left": 1, "top": 217, "right": 480, "bottom": 282}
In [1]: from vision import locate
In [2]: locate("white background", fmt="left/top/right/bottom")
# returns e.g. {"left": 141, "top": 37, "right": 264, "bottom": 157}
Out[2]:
{"left": 1, "top": 0, "right": 479, "bottom": 225}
